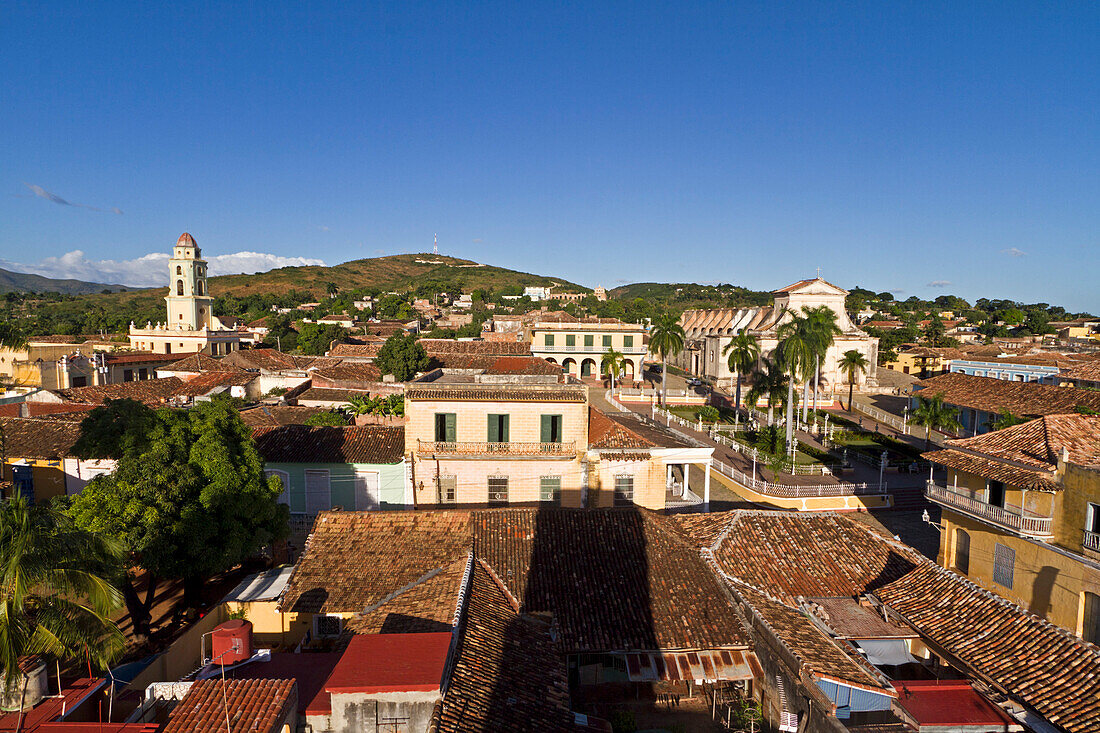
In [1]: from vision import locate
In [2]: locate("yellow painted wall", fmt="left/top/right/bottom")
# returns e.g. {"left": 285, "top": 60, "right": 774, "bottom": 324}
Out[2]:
{"left": 939, "top": 509, "right": 1100, "bottom": 638}
{"left": 1, "top": 461, "right": 68, "bottom": 502}
{"left": 411, "top": 455, "right": 587, "bottom": 507}
{"left": 588, "top": 456, "right": 666, "bottom": 510}
{"left": 1054, "top": 463, "right": 1100, "bottom": 554}
{"left": 406, "top": 398, "right": 589, "bottom": 450}
{"left": 708, "top": 467, "right": 891, "bottom": 511}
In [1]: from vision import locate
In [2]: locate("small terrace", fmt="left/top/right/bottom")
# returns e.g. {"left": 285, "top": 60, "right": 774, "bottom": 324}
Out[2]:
{"left": 417, "top": 439, "right": 577, "bottom": 458}
{"left": 925, "top": 481, "right": 1053, "bottom": 538}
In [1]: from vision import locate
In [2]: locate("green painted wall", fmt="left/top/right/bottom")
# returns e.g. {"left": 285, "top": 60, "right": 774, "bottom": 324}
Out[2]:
{"left": 263, "top": 460, "right": 407, "bottom": 513}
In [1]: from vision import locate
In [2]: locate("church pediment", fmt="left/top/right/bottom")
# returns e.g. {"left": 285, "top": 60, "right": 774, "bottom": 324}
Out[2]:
{"left": 772, "top": 277, "right": 849, "bottom": 297}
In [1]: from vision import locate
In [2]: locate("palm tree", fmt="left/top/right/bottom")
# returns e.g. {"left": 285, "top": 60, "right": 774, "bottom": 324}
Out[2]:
{"left": 775, "top": 311, "right": 815, "bottom": 448}
{"left": 0, "top": 322, "right": 26, "bottom": 350}
{"left": 802, "top": 305, "right": 842, "bottom": 422}
{"left": 988, "top": 409, "right": 1027, "bottom": 431}
{"left": 722, "top": 330, "right": 760, "bottom": 427}
{"left": 0, "top": 498, "right": 124, "bottom": 728}
{"left": 745, "top": 358, "right": 789, "bottom": 425}
{"left": 838, "top": 349, "right": 869, "bottom": 412}
{"left": 909, "top": 393, "right": 962, "bottom": 448}
{"left": 601, "top": 348, "right": 625, "bottom": 391}
{"left": 649, "top": 313, "right": 685, "bottom": 407}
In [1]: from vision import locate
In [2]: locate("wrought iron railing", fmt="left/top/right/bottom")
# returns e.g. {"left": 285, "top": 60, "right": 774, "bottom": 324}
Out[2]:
{"left": 1083, "top": 529, "right": 1100, "bottom": 552}
{"left": 925, "top": 482, "right": 1053, "bottom": 537}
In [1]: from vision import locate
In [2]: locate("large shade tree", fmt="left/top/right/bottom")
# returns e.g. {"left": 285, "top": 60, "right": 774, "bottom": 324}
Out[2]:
{"left": 648, "top": 313, "right": 685, "bottom": 407}
{"left": 68, "top": 398, "right": 289, "bottom": 639}
{"left": 0, "top": 497, "right": 124, "bottom": 726}
{"left": 374, "top": 333, "right": 429, "bottom": 382}
{"left": 722, "top": 330, "right": 760, "bottom": 427}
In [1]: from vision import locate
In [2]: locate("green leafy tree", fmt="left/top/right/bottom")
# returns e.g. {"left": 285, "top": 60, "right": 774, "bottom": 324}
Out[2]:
{"left": 375, "top": 333, "right": 429, "bottom": 382}
{"left": 69, "top": 398, "right": 289, "bottom": 638}
{"left": 722, "top": 329, "right": 760, "bottom": 426}
{"left": 649, "top": 313, "right": 685, "bottom": 407}
{"left": 909, "top": 392, "right": 962, "bottom": 448}
{"left": 0, "top": 322, "right": 27, "bottom": 350}
{"left": 745, "top": 358, "right": 789, "bottom": 425}
{"left": 696, "top": 405, "right": 720, "bottom": 423}
{"left": 924, "top": 314, "right": 947, "bottom": 347}
{"left": 0, "top": 497, "right": 125, "bottom": 718}
{"left": 838, "top": 350, "right": 869, "bottom": 412}
{"left": 305, "top": 410, "right": 348, "bottom": 426}
{"left": 296, "top": 323, "right": 349, "bottom": 355}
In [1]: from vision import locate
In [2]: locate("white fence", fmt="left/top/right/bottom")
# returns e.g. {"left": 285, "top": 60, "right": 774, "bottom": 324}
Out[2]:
{"left": 850, "top": 402, "right": 911, "bottom": 435}
{"left": 710, "top": 459, "right": 885, "bottom": 498}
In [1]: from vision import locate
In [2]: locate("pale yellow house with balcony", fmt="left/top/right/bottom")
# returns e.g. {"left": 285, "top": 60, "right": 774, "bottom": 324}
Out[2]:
{"left": 404, "top": 378, "right": 712, "bottom": 510}
{"left": 923, "top": 414, "right": 1100, "bottom": 642}
{"left": 530, "top": 317, "right": 648, "bottom": 382}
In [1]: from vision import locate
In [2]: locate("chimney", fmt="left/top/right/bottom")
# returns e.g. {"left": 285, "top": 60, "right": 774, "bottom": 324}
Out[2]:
{"left": 18, "top": 402, "right": 29, "bottom": 418}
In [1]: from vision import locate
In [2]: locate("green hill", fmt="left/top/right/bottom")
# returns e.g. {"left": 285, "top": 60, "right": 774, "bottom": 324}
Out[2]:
{"left": 0, "top": 267, "right": 128, "bottom": 295}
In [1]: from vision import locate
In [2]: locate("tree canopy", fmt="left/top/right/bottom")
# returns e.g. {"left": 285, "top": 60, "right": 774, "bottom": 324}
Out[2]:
{"left": 374, "top": 333, "right": 429, "bottom": 381}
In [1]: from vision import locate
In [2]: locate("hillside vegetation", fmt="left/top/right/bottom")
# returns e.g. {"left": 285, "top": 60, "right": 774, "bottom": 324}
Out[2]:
{"left": 0, "top": 267, "right": 127, "bottom": 295}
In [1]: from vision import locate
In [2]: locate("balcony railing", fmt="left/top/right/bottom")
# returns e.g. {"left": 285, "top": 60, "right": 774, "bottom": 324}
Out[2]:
{"left": 1084, "top": 530, "right": 1100, "bottom": 553}
{"left": 535, "top": 344, "right": 648, "bottom": 354}
{"left": 925, "top": 482, "right": 1053, "bottom": 537}
{"left": 417, "top": 439, "right": 576, "bottom": 457}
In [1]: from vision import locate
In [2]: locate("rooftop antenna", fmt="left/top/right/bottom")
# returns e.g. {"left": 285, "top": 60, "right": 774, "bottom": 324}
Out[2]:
{"left": 433, "top": 233, "right": 439, "bottom": 255}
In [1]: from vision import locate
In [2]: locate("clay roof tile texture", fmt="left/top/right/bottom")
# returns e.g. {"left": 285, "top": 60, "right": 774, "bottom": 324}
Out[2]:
{"left": 252, "top": 425, "right": 403, "bottom": 464}
{"left": 162, "top": 678, "right": 296, "bottom": 733}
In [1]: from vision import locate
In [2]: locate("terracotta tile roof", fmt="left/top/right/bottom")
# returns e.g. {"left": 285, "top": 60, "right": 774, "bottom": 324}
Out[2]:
{"left": 0, "top": 402, "right": 97, "bottom": 418}
{"left": 328, "top": 342, "right": 384, "bottom": 358}
{"left": 804, "top": 597, "right": 915, "bottom": 639}
{"left": 673, "top": 511, "right": 920, "bottom": 603}
{"left": 922, "top": 448, "right": 1061, "bottom": 491}
{"left": 473, "top": 508, "right": 750, "bottom": 653}
{"left": 1060, "top": 359, "right": 1100, "bottom": 383}
{"left": 221, "top": 348, "right": 300, "bottom": 372}
{"left": 898, "top": 346, "right": 967, "bottom": 360}
{"left": 945, "top": 413, "right": 1100, "bottom": 469}
{"left": 345, "top": 556, "right": 468, "bottom": 635}
{"left": 295, "top": 387, "right": 373, "bottom": 404}
{"left": 252, "top": 425, "right": 404, "bottom": 464}
{"left": 587, "top": 408, "right": 653, "bottom": 450}
{"left": 102, "top": 351, "right": 178, "bottom": 365}
{"left": 590, "top": 409, "right": 699, "bottom": 450}
{"left": 873, "top": 563, "right": 1100, "bottom": 733}
{"left": 916, "top": 372, "right": 1100, "bottom": 416}
{"left": 405, "top": 385, "right": 586, "bottom": 402}
{"left": 54, "top": 377, "right": 187, "bottom": 405}
{"left": 433, "top": 561, "right": 574, "bottom": 733}
{"left": 162, "top": 678, "right": 296, "bottom": 733}
{"left": 420, "top": 339, "right": 532, "bottom": 356}
{"left": 772, "top": 277, "right": 847, "bottom": 294}
{"left": 309, "top": 361, "right": 382, "bottom": 383}
{"left": 280, "top": 511, "right": 473, "bottom": 614}
{"left": 175, "top": 370, "right": 258, "bottom": 396}
{"left": 238, "top": 405, "right": 328, "bottom": 426}
{"left": 733, "top": 583, "right": 890, "bottom": 692}
{"left": 0, "top": 418, "right": 82, "bottom": 458}
{"left": 160, "top": 352, "right": 241, "bottom": 373}
{"left": 432, "top": 354, "right": 561, "bottom": 375}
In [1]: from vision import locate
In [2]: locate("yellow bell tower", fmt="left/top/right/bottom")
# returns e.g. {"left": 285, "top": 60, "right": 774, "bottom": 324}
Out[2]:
{"left": 165, "top": 232, "right": 213, "bottom": 330}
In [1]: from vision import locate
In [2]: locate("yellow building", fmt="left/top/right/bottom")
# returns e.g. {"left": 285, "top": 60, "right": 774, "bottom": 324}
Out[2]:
{"left": 128, "top": 233, "right": 241, "bottom": 356}
{"left": 529, "top": 316, "right": 648, "bottom": 382}
{"left": 924, "top": 414, "right": 1100, "bottom": 642}
{"left": 881, "top": 346, "right": 964, "bottom": 379}
{"left": 404, "top": 378, "right": 712, "bottom": 510}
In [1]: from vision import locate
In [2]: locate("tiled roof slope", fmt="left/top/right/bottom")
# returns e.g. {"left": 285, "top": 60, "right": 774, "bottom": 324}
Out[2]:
{"left": 328, "top": 341, "right": 385, "bottom": 359}
{"left": 732, "top": 582, "right": 889, "bottom": 693}
{"left": 433, "top": 561, "right": 574, "bottom": 733}
{"left": 252, "top": 425, "right": 403, "bottom": 464}
{"left": 587, "top": 408, "right": 654, "bottom": 449}
{"left": 0, "top": 402, "right": 97, "bottom": 418}
{"left": 175, "top": 370, "right": 257, "bottom": 396}
{"left": 162, "top": 678, "right": 296, "bottom": 733}
{"left": 922, "top": 449, "right": 1061, "bottom": 492}
{"left": 420, "top": 339, "right": 532, "bottom": 356}
{"left": 161, "top": 352, "right": 241, "bottom": 372}
{"left": 948, "top": 413, "right": 1100, "bottom": 468}
{"left": 1060, "top": 360, "right": 1100, "bottom": 383}
{"left": 238, "top": 405, "right": 327, "bottom": 426}
{"left": 915, "top": 372, "right": 1100, "bottom": 416}
{"left": 280, "top": 511, "right": 472, "bottom": 614}
{"left": 54, "top": 377, "right": 187, "bottom": 405}
{"left": 673, "top": 511, "right": 920, "bottom": 603}
{"left": 405, "top": 385, "right": 586, "bottom": 402}
{"left": 0, "top": 418, "right": 82, "bottom": 458}
{"left": 473, "top": 509, "right": 750, "bottom": 653}
{"left": 874, "top": 563, "right": 1100, "bottom": 733}
{"left": 345, "top": 556, "right": 468, "bottom": 635}
{"left": 310, "top": 361, "right": 383, "bottom": 383}
{"left": 221, "top": 348, "right": 300, "bottom": 372}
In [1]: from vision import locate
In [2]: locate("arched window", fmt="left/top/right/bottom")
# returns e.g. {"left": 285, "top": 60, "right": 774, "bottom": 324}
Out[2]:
{"left": 197, "top": 280, "right": 205, "bottom": 296}
{"left": 176, "top": 265, "right": 182, "bottom": 275}
{"left": 176, "top": 279, "right": 184, "bottom": 296}
{"left": 954, "top": 528, "right": 970, "bottom": 575}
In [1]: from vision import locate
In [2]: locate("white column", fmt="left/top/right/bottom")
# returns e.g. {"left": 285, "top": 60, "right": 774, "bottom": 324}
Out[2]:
{"left": 703, "top": 462, "right": 711, "bottom": 511}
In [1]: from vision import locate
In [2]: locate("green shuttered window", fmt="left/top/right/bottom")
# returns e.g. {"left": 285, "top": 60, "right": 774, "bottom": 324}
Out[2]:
{"left": 487, "top": 414, "right": 510, "bottom": 442}
{"left": 540, "top": 414, "right": 563, "bottom": 443}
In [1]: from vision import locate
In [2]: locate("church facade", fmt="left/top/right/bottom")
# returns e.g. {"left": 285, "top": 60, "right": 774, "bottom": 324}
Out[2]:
{"left": 129, "top": 233, "right": 241, "bottom": 356}
{"left": 674, "top": 278, "right": 878, "bottom": 394}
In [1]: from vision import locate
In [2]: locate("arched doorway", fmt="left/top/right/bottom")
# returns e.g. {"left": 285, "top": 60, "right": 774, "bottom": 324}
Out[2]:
{"left": 580, "top": 358, "right": 597, "bottom": 378}
{"left": 622, "top": 360, "right": 636, "bottom": 383}
{"left": 562, "top": 358, "right": 577, "bottom": 376}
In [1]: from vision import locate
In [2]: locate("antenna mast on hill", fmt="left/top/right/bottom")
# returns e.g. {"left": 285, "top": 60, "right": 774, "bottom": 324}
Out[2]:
{"left": 433, "top": 233, "right": 439, "bottom": 255}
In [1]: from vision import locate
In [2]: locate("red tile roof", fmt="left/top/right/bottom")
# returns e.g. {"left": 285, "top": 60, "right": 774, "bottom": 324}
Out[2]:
{"left": 54, "top": 377, "right": 188, "bottom": 406}
{"left": 0, "top": 418, "right": 82, "bottom": 459}
{"left": 238, "top": 405, "right": 328, "bottom": 426}
{"left": 587, "top": 407, "right": 653, "bottom": 449}
{"left": 280, "top": 511, "right": 473, "bottom": 614}
{"left": 405, "top": 384, "right": 586, "bottom": 402}
{"left": 0, "top": 402, "right": 97, "bottom": 418}
{"left": 432, "top": 561, "right": 574, "bottom": 732}
{"left": 309, "top": 361, "right": 383, "bottom": 383}
{"left": 252, "top": 425, "right": 403, "bottom": 464}
{"left": 916, "top": 372, "right": 1100, "bottom": 416}
{"left": 162, "top": 678, "right": 296, "bottom": 733}
{"left": 175, "top": 370, "right": 257, "bottom": 396}
{"left": 420, "top": 339, "right": 532, "bottom": 356}
{"left": 160, "top": 352, "right": 241, "bottom": 373}
{"left": 103, "top": 351, "right": 179, "bottom": 365}
{"left": 346, "top": 556, "right": 468, "bottom": 635}
{"left": 325, "top": 633, "right": 451, "bottom": 694}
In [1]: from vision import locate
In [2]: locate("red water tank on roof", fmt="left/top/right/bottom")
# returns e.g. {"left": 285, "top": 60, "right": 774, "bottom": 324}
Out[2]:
{"left": 211, "top": 619, "right": 253, "bottom": 665}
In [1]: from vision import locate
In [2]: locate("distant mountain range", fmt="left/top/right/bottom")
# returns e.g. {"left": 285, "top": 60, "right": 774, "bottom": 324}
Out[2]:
{"left": 0, "top": 267, "right": 129, "bottom": 295}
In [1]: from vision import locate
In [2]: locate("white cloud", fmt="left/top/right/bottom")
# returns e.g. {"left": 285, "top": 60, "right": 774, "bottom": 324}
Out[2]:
{"left": 927, "top": 280, "right": 952, "bottom": 287}
{"left": 0, "top": 250, "right": 326, "bottom": 287}
{"left": 1001, "top": 247, "right": 1027, "bottom": 257}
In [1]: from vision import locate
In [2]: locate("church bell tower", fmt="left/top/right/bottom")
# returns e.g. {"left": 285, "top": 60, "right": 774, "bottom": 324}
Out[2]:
{"left": 165, "top": 232, "right": 214, "bottom": 330}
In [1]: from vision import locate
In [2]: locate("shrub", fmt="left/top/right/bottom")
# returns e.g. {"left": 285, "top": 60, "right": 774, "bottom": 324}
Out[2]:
{"left": 696, "top": 405, "right": 720, "bottom": 423}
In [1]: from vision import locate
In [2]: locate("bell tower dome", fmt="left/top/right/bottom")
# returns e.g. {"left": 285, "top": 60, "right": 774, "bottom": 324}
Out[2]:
{"left": 165, "top": 232, "right": 214, "bottom": 330}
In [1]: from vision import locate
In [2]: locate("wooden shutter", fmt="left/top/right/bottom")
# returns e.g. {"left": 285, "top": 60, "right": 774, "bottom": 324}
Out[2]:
{"left": 541, "top": 415, "right": 552, "bottom": 443}
{"left": 500, "top": 414, "right": 509, "bottom": 442}
{"left": 488, "top": 414, "right": 499, "bottom": 442}
{"left": 444, "top": 413, "right": 456, "bottom": 442}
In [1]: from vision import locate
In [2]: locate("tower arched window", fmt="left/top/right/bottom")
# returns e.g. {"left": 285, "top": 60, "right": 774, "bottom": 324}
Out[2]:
{"left": 176, "top": 265, "right": 182, "bottom": 275}
{"left": 197, "top": 280, "right": 205, "bottom": 296}
{"left": 176, "top": 280, "right": 184, "bottom": 296}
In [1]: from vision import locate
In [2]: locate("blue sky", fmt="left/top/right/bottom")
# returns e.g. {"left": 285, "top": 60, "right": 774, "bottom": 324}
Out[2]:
{"left": 2, "top": 2, "right": 1098, "bottom": 312}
